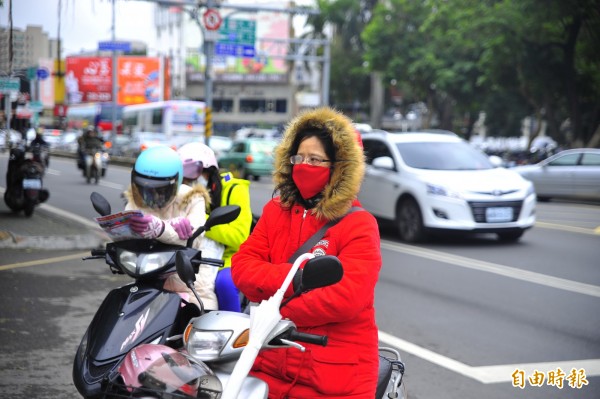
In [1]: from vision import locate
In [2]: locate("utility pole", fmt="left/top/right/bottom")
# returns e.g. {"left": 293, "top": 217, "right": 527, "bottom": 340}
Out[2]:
{"left": 111, "top": 0, "right": 118, "bottom": 144}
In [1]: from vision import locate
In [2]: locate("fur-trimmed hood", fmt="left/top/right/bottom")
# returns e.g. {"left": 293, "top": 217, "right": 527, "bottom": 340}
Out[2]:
{"left": 273, "top": 107, "right": 365, "bottom": 221}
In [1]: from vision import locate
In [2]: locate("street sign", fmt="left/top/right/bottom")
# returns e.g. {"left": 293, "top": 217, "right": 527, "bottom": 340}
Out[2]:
{"left": 98, "top": 41, "right": 131, "bottom": 52}
{"left": 203, "top": 9, "right": 222, "bottom": 31}
{"left": 37, "top": 67, "right": 50, "bottom": 80}
{"left": 216, "top": 18, "right": 256, "bottom": 58}
{"left": 215, "top": 43, "right": 256, "bottom": 58}
{"left": 0, "top": 77, "right": 20, "bottom": 94}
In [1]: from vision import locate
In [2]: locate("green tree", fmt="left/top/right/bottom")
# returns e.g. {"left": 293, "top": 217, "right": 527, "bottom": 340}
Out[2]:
{"left": 362, "top": 0, "right": 600, "bottom": 146}
{"left": 304, "top": 0, "right": 378, "bottom": 119}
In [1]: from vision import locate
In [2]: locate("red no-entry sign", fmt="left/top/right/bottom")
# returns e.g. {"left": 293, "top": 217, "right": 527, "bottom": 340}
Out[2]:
{"left": 203, "top": 9, "right": 222, "bottom": 31}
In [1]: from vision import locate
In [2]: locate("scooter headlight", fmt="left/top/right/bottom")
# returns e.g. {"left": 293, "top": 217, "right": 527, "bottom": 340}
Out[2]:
{"left": 117, "top": 249, "right": 174, "bottom": 275}
{"left": 184, "top": 327, "right": 233, "bottom": 361}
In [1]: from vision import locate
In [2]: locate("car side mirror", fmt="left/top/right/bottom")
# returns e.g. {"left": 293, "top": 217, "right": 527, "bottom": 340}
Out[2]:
{"left": 372, "top": 156, "right": 395, "bottom": 170}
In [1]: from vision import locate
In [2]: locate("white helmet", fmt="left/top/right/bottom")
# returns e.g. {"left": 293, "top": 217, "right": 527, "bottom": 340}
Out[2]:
{"left": 177, "top": 142, "right": 219, "bottom": 180}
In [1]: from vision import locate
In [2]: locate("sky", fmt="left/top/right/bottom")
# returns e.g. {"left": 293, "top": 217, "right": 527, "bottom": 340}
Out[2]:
{"left": 0, "top": 0, "right": 314, "bottom": 56}
{"left": 1, "top": 0, "right": 157, "bottom": 54}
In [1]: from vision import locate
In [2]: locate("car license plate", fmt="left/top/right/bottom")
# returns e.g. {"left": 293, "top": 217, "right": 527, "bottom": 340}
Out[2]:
{"left": 22, "top": 179, "right": 42, "bottom": 189}
{"left": 486, "top": 207, "right": 513, "bottom": 222}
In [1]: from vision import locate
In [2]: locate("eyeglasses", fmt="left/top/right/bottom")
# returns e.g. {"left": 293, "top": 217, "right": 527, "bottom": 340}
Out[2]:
{"left": 290, "top": 154, "right": 332, "bottom": 166}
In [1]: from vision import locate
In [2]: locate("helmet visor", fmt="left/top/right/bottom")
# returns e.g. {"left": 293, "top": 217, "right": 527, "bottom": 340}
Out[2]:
{"left": 132, "top": 172, "right": 178, "bottom": 210}
{"left": 182, "top": 160, "right": 203, "bottom": 180}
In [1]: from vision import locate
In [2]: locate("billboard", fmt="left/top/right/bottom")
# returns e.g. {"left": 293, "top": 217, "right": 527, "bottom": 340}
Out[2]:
{"left": 186, "top": 11, "right": 289, "bottom": 83}
{"left": 65, "top": 57, "right": 112, "bottom": 104}
{"left": 118, "top": 57, "right": 163, "bottom": 105}
{"left": 65, "top": 56, "right": 168, "bottom": 105}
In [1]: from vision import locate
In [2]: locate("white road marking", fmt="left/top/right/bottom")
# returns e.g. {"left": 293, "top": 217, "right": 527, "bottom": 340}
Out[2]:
{"left": 536, "top": 221, "right": 600, "bottom": 235}
{"left": 378, "top": 330, "right": 600, "bottom": 383}
{"left": 45, "top": 168, "right": 61, "bottom": 175}
{"left": 380, "top": 240, "right": 600, "bottom": 298}
{"left": 99, "top": 180, "right": 125, "bottom": 190}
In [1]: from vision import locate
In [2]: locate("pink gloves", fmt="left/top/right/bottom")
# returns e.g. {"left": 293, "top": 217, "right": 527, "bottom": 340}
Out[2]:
{"left": 130, "top": 214, "right": 165, "bottom": 239}
{"left": 168, "top": 217, "right": 194, "bottom": 240}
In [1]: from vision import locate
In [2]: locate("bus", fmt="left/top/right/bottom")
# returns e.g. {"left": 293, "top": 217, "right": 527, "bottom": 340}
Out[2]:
{"left": 122, "top": 100, "right": 206, "bottom": 138}
{"left": 66, "top": 102, "right": 123, "bottom": 134}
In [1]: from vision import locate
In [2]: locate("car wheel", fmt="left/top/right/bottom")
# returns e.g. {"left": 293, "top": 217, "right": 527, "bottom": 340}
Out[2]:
{"left": 497, "top": 230, "right": 524, "bottom": 242}
{"left": 396, "top": 198, "right": 426, "bottom": 243}
{"left": 536, "top": 195, "right": 551, "bottom": 202}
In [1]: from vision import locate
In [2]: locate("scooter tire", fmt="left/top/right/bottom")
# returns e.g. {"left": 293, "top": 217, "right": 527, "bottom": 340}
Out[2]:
{"left": 24, "top": 202, "right": 35, "bottom": 217}
{"left": 94, "top": 169, "right": 99, "bottom": 184}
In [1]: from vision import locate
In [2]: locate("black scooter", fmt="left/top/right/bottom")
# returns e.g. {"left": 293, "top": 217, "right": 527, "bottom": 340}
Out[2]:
{"left": 4, "top": 142, "right": 49, "bottom": 217}
{"left": 72, "top": 192, "right": 240, "bottom": 399}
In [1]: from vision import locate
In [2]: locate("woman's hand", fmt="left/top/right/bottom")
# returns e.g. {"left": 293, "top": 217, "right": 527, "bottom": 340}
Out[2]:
{"left": 130, "top": 214, "right": 165, "bottom": 238}
{"left": 168, "top": 217, "right": 194, "bottom": 240}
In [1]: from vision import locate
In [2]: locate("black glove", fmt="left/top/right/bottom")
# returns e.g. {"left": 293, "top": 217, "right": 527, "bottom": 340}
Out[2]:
{"left": 292, "top": 268, "right": 303, "bottom": 293}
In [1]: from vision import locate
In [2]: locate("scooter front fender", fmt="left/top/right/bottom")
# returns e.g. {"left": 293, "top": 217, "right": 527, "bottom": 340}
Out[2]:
{"left": 73, "top": 283, "right": 199, "bottom": 398}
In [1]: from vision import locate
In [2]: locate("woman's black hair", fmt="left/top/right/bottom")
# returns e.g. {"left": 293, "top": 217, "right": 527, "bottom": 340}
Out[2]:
{"left": 274, "top": 128, "right": 336, "bottom": 208}
{"left": 206, "top": 166, "right": 222, "bottom": 212}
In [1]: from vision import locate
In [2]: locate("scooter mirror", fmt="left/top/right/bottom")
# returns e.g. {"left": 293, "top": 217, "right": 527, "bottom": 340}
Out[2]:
{"left": 90, "top": 191, "right": 112, "bottom": 216}
{"left": 205, "top": 205, "right": 241, "bottom": 230}
{"left": 175, "top": 250, "right": 196, "bottom": 287}
{"left": 301, "top": 255, "right": 343, "bottom": 291}
{"left": 186, "top": 205, "right": 242, "bottom": 247}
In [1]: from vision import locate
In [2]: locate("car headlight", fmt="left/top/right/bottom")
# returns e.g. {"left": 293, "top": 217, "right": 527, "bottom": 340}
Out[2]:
{"left": 526, "top": 183, "right": 535, "bottom": 197}
{"left": 426, "top": 183, "right": 463, "bottom": 199}
{"left": 117, "top": 249, "right": 174, "bottom": 275}
{"left": 184, "top": 328, "right": 233, "bottom": 361}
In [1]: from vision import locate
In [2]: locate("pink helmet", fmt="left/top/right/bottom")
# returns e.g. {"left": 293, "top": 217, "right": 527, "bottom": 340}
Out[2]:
{"left": 177, "top": 142, "right": 219, "bottom": 180}
{"left": 118, "top": 344, "right": 222, "bottom": 397}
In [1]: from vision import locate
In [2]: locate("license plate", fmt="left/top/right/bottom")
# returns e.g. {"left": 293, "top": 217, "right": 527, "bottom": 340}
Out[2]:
{"left": 486, "top": 207, "right": 513, "bottom": 222}
{"left": 22, "top": 179, "right": 42, "bottom": 189}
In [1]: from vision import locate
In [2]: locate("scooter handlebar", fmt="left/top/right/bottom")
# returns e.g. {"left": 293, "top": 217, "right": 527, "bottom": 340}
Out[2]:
{"left": 288, "top": 330, "right": 328, "bottom": 347}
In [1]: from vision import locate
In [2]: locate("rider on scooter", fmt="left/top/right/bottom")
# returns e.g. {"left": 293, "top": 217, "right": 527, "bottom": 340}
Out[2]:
{"left": 231, "top": 107, "right": 382, "bottom": 398}
{"left": 123, "top": 145, "right": 221, "bottom": 310}
{"left": 178, "top": 142, "right": 253, "bottom": 312}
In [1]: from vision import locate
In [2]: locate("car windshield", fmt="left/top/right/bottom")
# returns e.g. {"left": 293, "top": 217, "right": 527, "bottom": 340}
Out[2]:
{"left": 396, "top": 141, "right": 494, "bottom": 170}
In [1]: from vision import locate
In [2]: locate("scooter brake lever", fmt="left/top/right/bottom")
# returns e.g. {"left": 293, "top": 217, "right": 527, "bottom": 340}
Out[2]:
{"left": 279, "top": 339, "right": 306, "bottom": 352}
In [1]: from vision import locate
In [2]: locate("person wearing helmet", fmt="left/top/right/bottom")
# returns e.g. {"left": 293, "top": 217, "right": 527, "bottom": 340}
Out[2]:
{"left": 177, "top": 141, "right": 253, "bottom": 312}
{"left": 123, "top": 145, "right": 219, "bottom": 310}
{"left": 231, "top": 107, "right": 381, "bottom": 398}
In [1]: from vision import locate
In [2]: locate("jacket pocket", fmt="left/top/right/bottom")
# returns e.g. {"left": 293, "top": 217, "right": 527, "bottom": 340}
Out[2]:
{"left": 291, "top": 346, "right": 359, "bottom": 396}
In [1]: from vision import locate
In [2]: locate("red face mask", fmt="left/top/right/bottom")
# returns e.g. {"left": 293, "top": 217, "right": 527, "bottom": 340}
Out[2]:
{"left": 292, "top": 164, "right": 331, "bottom": 199}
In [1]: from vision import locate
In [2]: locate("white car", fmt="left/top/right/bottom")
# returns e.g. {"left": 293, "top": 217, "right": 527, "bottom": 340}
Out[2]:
{"left": 358, "top": 131, "right": 536, "bottom": 242}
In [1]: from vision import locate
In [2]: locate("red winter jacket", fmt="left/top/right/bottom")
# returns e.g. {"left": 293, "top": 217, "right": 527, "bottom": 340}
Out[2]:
{"left": 231, "top": 107, "right": 382, "bottom": 398}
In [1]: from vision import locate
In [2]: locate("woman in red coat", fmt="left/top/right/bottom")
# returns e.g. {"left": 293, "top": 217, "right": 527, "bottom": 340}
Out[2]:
{"left": 231, "top": 107, "right": 382, "bottom": 398}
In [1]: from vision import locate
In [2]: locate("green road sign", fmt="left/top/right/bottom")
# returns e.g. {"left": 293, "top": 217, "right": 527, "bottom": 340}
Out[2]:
{"left": 218, "top": 18, "right": 256, "bottom": 45}
{"left": 0, "top": 78, "right": 20, "bottom": 94}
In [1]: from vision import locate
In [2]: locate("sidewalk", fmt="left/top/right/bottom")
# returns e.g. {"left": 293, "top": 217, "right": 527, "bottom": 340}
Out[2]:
{"left": 0, "top": 194, "right": 107, "bottom": 250}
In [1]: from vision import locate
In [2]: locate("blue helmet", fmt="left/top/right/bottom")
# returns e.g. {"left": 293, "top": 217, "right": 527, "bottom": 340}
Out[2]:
{"left": 132, "top": 146, "right": 183, "bottom": 209}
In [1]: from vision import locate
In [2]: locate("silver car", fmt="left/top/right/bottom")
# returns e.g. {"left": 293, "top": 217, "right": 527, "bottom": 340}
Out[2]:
{"left": 511, "top": 148, "right": 600, "bottom": 202}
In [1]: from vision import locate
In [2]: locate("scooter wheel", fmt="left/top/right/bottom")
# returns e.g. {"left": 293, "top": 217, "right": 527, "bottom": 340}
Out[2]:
{"left": 24, "top": 202, "right": 35, "bottom": 217}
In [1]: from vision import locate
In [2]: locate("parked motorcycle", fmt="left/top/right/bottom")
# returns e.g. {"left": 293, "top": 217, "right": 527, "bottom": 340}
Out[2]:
{"left": 72, "top": 191, "right": 241, "bottom": 399}
{"left": 83, "top": 149, "right": 109, "bottom": 184}
{"left": 3, "top": 142, "right": 49, "bottom": 217}
{"left": 110, "top": 252, "right": 406, "bottom": 398}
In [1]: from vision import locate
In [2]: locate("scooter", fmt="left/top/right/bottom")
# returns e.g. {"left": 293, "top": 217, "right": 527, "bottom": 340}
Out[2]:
{"left": 3, "top": 142, "right": 49, "bottom": 217}
{"left": 72, "top": 191, "right": 241, "bottom": 399}
{"left": 112, "top": 253, "right": 405, "bottom": 398}
{"left": 83, "top": 149, "right": 109, "bottom": 184}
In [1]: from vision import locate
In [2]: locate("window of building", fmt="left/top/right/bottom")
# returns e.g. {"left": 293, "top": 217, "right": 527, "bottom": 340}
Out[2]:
{"left": 240, "top": 99, "right": 267, "bottom": 113}
{"left": 214, "top": 99, "right": 233, "bottom": 113}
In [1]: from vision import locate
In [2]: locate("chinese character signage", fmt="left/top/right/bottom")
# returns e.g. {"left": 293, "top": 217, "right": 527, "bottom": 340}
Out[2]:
{"left": 118, "top": 57, "right": 162, "bottom": 105}
{"left": 65, "top": 57, "right": 112, "bottom": 104}
{"left": 65, "top": 56, "right": 168, "bottom": 106}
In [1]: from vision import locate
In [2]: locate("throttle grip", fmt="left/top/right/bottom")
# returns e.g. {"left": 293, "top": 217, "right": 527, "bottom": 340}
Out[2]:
{"left": 289, "top": 330, "right": 328, "bottom": 346}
